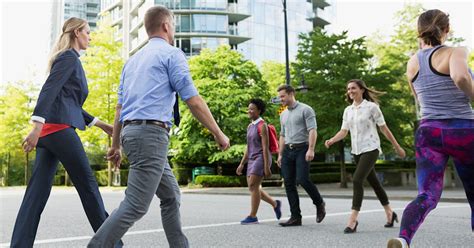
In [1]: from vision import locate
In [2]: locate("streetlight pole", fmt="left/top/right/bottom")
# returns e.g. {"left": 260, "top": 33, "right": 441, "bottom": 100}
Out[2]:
{"left": 283, "top": 0, "right": 290, "bottom": 85}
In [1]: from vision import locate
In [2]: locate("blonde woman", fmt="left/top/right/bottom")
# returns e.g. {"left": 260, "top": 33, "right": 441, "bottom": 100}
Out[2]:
{"left": 325, "top": 79, "right": 405, "bottom": 234}
{"left": 11, "top": 18, "right": 121, "bottom": 247}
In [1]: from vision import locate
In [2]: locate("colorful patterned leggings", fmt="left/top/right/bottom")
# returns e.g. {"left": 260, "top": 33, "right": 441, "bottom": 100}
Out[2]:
{"left": 399, "top": 119, "right": 474, "bottom": 244}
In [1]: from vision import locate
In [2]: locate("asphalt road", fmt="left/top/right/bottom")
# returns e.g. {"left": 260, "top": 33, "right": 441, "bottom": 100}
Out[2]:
{"left": 1, "top": 188, "right": 472, "bottom": 247}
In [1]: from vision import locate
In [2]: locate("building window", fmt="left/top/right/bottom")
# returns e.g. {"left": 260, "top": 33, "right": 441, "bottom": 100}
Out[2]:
{"left": 181, "top": 38, "right": 191, "bottom": 54}
{"left": 180, "top": 15, "right": 190, "bottom": 32}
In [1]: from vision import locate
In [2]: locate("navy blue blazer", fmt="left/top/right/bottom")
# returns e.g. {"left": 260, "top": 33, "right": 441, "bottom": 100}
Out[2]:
{"left": 32, "top": 49, "right": 94, "bottom": 130}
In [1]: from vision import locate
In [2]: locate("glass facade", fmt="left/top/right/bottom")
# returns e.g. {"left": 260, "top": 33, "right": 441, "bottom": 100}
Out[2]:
{"left": 101, "top": 0, "right": 331, "bottom": 61}
{"left": 175, "top": 14, "right": 228, "bottom": 34}
{"left": 63, "top": 0, "right": 100, "bottom": 29}
{"left": 176, "top": 37, "right": 229, "bottom": 56}
{"left": 155, "top": 0, "right": 228, "bottom": 10}
{"left": 154, "top": 0, "right": 249, "bottom": 56}
{"left": 236, "top": 0, "right": 316, "bottom": 65}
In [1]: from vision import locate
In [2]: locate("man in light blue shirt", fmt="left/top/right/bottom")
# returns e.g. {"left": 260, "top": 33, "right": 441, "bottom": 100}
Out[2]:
{"left": 88, "top": 6, "right": 230, "bottom": 248}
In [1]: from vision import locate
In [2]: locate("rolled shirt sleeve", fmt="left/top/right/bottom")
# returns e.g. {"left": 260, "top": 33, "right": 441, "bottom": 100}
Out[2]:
{"left": 304, "top": 107, "right": 317, "bottom": 130}
{"left": 372, "top": 104, "right": 386, "bottom": 126}
{"left": 168, "top": 50, "right": 198, "bottom": 101}
{"left": 341, "top": 107, "right": 350, "bottom": 130}
{"left": 117, "top": 65, "right": 126, "bottom": 105}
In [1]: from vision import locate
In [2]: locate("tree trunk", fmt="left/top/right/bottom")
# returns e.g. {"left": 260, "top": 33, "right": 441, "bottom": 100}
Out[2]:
{"left": 5, "top": 152, "right": 10, "bottom": 186}
{"left": 339, "top": 140, "right": 347, "bottom": 188}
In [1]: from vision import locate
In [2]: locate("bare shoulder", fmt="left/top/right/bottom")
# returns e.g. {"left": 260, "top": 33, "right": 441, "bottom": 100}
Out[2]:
{"left": 407, "top": 53, "right": 418, "bottom": 70}
{"left": 450, "top": 46, "right": 469, "bottom": 58}
{"left": 406, "top": 53, "right": 419, "bottom": 79}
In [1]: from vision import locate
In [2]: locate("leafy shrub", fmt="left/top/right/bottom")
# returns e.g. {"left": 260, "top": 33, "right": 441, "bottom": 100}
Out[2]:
{"left": 194, "top": 175, "right": 246, "bottom": 187}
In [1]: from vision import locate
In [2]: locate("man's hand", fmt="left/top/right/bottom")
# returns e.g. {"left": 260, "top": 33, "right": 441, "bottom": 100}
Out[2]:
{"left": 277, "top": 155, "right": 282, "bottom": 168}
{"left": 107, "top": 146, "right": 122, "bottom": 168}
{"left": 305, "top": 149, "right": 314, "bottom": 162}
{"left": 214, "top": 133, "right": 230, "bottom": 151}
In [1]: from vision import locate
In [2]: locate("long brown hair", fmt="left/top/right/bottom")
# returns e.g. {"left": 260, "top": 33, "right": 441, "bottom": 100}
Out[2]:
{"left": 417, "top": 9, "right": 450, "bottom": 46}
{"left": 345, "top": 79, "right": 385, "bottom": 105}
{"left": 47, "top": 17, "right": 87, "bottom": 72}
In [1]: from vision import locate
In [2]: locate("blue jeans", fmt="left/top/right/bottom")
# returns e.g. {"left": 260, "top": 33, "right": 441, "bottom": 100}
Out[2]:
{"left": 281, "top": 144, "right": 323, "bottom": 219}
{"left": 88, "top": 123, "right": 188, "bottom": 248}
{"left": 11, "top": 128, "right": 117, "bottom": 248}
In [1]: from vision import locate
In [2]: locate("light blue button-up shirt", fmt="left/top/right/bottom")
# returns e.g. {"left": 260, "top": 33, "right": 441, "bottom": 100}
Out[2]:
{"left": 118, "top": 38, "right": 199, "bottom": 127}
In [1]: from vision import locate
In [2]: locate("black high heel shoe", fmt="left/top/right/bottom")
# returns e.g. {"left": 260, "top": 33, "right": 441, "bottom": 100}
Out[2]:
{"left": 344, "top": 221, "right": 358, "bottom": 234}
{"left": 384, "top": 212, "right": 398, "bottom": 228}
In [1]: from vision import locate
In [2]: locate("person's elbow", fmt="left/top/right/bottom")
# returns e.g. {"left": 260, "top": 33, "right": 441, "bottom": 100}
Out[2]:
{"left": 452, "top": 73, "right": 473, "bottom": 97}
{"left": 185, "top": 95, "right": 202, "bottom": 109}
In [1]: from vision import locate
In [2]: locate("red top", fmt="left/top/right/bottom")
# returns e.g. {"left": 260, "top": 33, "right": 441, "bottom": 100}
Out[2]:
{"left": 40, "top": 123, "right": 70, "bottom": 138}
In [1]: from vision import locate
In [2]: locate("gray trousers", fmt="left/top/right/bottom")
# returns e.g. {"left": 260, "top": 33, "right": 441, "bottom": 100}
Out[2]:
{"left": 88, "top": 123, "right": 189, "bottom": 248}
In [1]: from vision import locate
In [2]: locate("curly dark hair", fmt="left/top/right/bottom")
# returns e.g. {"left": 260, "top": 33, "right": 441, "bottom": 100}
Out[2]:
{"left": 249, "top": 98, "right": 266, "bottom": 116}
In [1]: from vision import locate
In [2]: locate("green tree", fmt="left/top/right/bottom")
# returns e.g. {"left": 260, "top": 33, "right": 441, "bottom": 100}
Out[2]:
{"left": 80, "top": 17, "right": 124, "bottom": 185}
{"left": 261, "top": 61, "right": 290, "bottom": 93}
{"left": 170, "top": 46, "right": 275, "bottom": 165}
{"left": 0, "top": 81, "right": 36, "bottom": 185}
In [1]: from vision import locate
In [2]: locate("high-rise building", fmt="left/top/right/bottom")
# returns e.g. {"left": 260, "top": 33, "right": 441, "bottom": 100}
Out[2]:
{"left": 51, "top": 0, "right": 101, "bottom": 48}
{"left": 236, "top": 0, "right": 332, "bottom": 65}
{"left": 101, "top": 0, "right": 332, "bottom": 63}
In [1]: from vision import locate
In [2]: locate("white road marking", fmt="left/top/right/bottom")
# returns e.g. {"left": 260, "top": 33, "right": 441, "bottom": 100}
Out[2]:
{"left": 0, "top": 204, "right": 468, "bottom": 247}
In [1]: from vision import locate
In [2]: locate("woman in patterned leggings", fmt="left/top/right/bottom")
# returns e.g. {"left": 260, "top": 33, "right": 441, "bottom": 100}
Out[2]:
{"left": 387, "top": 9, "right": 474, "bottom": 248}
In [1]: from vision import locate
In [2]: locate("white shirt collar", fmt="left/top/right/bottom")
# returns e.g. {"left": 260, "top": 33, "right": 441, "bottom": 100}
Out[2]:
{"left": 352, "top": 99, "right": 368, "bottom": 109}
{"left": 251, "top": 117, "right": 263, "bottom": 125}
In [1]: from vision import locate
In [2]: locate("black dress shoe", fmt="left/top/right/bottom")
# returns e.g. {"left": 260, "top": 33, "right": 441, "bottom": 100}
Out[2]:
{"left": 343, "top": 221, "right": 358, "bottom": 234}
{"left": 385, "top": 212, "right": 398, "bottom": 228}
{"left": 279, "top": 217, "right": 302, "bottom": 227}
{"left": 316, "top": 202, "right": 326, "bottom": 223}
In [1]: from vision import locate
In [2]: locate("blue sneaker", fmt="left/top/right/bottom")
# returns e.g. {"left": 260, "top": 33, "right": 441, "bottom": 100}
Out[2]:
{"left": 240, "top": 216, "right": 259, "bottom": 225}
{"left": 274, "top": 200, "right": 282, "bottom": 220}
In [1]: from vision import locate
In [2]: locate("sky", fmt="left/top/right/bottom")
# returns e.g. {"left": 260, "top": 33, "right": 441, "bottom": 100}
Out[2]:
{"left": 329, "top": 0, "right": 473, "bottom": 46}
{"left": 1, "top": 0, "right": 473, "bottom": 85}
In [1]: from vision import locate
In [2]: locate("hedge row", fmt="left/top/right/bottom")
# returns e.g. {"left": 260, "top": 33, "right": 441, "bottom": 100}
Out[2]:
{"left": 194, "top": 175, "right": 247, "bottom": 187}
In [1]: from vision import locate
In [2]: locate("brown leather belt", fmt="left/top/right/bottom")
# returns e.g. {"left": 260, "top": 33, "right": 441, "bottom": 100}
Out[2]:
{"left": 285, "top": 143, "right": 308, "bottom": 150}
{"left": 123, "top": 120, "right": 169, "bottom": 132}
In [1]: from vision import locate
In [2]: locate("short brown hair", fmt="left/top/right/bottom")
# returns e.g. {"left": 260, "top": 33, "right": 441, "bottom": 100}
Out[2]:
{"left": 418, "top": 9, "right": 450, "bottom": 46}
{"left": 144, "top": 6, "right": 173, "bottom": 36}
{"left": 277, "top": 85, "right": 295, "bottom": 94}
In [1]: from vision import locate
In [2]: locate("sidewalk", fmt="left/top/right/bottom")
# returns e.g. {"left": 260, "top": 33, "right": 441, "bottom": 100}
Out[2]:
{"left": 181, "top": 183, "right": 469, "bottom": 203}
{"left": 1, "top": 184, "right": 467, "bottom": 203}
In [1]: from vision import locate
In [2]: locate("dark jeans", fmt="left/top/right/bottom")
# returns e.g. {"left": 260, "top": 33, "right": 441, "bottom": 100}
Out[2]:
{"left": 281, "top": 144, "right": 323, "bottom": 219}
{"left": 10, "top": 128, "right": 115, "bottom": 248}
{"left": 352, "top": 149, "right": 389, "bottom": 211}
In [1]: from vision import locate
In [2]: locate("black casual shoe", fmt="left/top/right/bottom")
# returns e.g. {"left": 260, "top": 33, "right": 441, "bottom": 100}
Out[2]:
{"left": 316, "top": 202, "right": 326, "bottom": 223}
{"left": 279, "top": 217, "right": 302, "bottom": 227}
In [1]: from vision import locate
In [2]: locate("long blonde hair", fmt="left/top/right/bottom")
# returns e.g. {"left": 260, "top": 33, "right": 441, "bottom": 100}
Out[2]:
{"left": 47, "top": 17, "right": 87, "bottom": 72}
